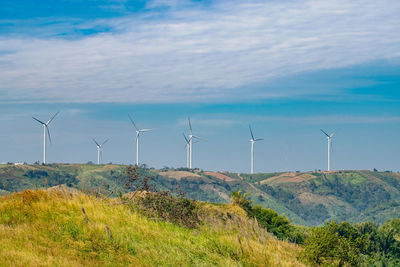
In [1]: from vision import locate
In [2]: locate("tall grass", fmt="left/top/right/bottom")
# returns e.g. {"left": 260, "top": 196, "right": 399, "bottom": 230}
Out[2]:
{"left": 0, "top": 189, "right": 304, "bottom": 266}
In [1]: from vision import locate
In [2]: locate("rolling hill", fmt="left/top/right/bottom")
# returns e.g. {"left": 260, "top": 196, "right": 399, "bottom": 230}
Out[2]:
{"left": 1, "top": 164, "right": 400, "bottom": 226}
{"left": 0, "top": 187, "right": 302, "bottom": 266}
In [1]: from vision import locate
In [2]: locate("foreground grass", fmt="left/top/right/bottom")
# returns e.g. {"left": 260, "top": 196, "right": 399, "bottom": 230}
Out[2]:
{"left": 0, "top": 188, "right": 303, "bottom": 267}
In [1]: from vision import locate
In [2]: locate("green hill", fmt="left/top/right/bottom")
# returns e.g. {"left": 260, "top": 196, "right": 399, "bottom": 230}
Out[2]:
{"left": 0, "top": 188, "right": 302, "bottom": 266}
{"left": 1, "top": 164, "right": 400, "bottom": 226}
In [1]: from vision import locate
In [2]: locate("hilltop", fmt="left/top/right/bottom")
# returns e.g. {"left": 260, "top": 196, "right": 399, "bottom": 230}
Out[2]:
{"left": 1, "top": 164, "right": 400, "bottom": 226}
{"left": 0, "top": 188, "right": 302, "bottom": 266}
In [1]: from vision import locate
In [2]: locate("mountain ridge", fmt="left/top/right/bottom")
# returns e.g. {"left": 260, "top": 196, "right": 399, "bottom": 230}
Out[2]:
{"left": 1, "top": 164, "right": 399, "bottom": 226}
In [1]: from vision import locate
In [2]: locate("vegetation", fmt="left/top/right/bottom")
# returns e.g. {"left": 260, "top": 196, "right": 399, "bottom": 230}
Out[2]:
{"left": 230, "top": 190, "right": 400, "bottom": 266}
{"left": 0, "top": 188, "right": 303, "bottom": 266}
{"left": 300, "top": 219, "right": 400, "bottom": 266}
{"left": 1, "top": 164, "right": 400, "bottom": 266}
{"left": 1, "top": 164, "right": 400, "bottom": 226}
{"left": 230, "top": 191, "right": 301, "bottom": 242}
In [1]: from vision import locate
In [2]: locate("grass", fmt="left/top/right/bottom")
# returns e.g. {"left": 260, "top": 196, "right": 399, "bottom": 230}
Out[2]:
{"left": 0, "top": 188, "right": 304, "bottom": 267}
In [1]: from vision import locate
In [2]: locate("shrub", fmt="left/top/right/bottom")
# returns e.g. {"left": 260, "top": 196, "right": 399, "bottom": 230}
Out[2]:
{"left": 230, "top": 190, "right": 252, "bottom": 212}
{"left": 134, "top": 191, "right": 200, "bottom": 228}
{"left": 230, "top": 191, "right": 303, "bottom": 243}
{"left": 123, "top": 166, "right": 200, "bottom": 228}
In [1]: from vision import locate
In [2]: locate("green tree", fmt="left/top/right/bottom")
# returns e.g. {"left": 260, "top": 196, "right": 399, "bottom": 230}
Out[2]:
{"left": 301, "top": 221, "right": 361, "bottom": 266}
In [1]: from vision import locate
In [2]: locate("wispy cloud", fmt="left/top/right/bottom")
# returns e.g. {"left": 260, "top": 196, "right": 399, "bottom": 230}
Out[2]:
{"left": 179, "top": 114, "right": 400, "bottom": 127}
{"left": 0, "top": 0, "right": 399, "bottom": 103}
{"left": 255, "top": 115, "right": 400, "bottom": 125}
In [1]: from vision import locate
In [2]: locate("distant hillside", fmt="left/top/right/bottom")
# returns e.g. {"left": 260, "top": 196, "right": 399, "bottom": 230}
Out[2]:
{"left": 1, "top": 164, "right": 400, "bottom": 226}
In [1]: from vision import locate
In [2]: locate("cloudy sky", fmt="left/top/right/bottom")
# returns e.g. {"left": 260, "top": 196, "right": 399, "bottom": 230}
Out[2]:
{"left": 0, "top": 0, "right": 399, "bottom": 172}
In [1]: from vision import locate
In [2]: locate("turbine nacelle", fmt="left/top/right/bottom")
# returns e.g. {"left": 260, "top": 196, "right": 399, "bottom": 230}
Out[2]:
{"left": 249, "top": 125, "right": 263, "bottom": 142}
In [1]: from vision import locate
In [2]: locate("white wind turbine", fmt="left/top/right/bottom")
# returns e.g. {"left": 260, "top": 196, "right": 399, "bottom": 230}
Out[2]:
{"left": 32, "top": 112, "right": 59, "bottom": 164}
{"left": 128, "top": 115, "right": 152, "bottom": 166}
{"left": 320, "top": 129, "right": 336, "bottom": 171}
{"left": 92, "top": 138, "right": 109, "bottom": 165}
{"left": 187, "top": 117, "right": 203, "bottom": 169}
{"left": 249, "top": 125, "right": 263, "bottom": 174}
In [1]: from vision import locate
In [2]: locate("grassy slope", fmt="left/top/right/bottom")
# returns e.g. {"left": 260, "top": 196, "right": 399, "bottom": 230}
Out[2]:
{"left": 1, "top": 164, "right": 400, "bottom": 226}
{"left": 0, "top": 189, "right": 303, "bottom": 267}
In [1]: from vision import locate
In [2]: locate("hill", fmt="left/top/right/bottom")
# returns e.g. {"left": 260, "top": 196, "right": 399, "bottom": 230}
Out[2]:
{"left": 1, "top": 164, "right": 400, "bottom": 226}
{"left": 0, "top": 188, "right": 302, "bottom": 266}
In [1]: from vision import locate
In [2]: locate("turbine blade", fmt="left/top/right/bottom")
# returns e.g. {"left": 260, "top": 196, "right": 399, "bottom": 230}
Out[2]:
{"left": 249, "top": 125, "right": 255, "bottom": 140}
{"left": 92, "top": 138, "right": 100, "bottom": 147}
{"left": 255, "top": 138, "right": 263, "bottom": 141}
{"left": 101, "top": 139, "right": 109, "bottom": 146}
{"left": 320, "top": 129, "right": 330, "bottom": 137}
{"left": 183, "top": 133, "right": 189, "bottom": 144}
{"left": 139, "top": 129, "right": 153, "bottom": 132}
{"left": 32, "top": 117, "right": 45, "bottom": 125}
{"left": 128, "top": 115, "right": 139, "bottom": 131}
{"left": 46, "top": 111, "right": 59, "bottom": 125}
{"left": 188, "top": 117, "right": 192, "bottom": 133}
{"left": 46, "top": 126, "right": 52, "bottom": 145}
{"left": 192, "top": 135, "right": 205, "bottom": 141}
{"left": 330, "top": 129, "right": 338, "bottom": 138}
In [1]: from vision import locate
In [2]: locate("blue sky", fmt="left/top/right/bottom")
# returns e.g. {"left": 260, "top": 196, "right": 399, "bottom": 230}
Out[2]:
{"left": 0, "top": 0, "right": 400, "bottom": 172}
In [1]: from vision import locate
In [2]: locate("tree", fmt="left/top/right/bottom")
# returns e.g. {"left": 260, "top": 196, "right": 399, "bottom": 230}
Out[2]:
{"left": 301, "top": 221, "right": 361, "bottom": 266}
{"left": 378, "top": 218, "right": 400, "bottom": 257}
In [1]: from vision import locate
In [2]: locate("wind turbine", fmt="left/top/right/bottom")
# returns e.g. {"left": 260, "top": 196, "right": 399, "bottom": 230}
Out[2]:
{"left": 92, "top": 138, "right": 109, "bottom": 165}
{"left": 187, "top": 117, "right": 203, "bottom": 169}
{"left": 249, "top": 125, "right": 263, "bottom": 174}
{"left": 128, "top": 115, "right": 152, "bottom": 166}
{"left": 321, "top": 129, "right": 336, "bottom": 171}
{"left": 32, "top": 112, "right": 59, "bottom": 164}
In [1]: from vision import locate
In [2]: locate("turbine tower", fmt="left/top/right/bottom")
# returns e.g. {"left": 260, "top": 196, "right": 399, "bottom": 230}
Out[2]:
{"left": 187, "top": 117, "right": 203, "bottom": 169}
{"left": 32, "top": 112, "right": 59, "bottom": 164}
{"left": 321, "top": 129, "right": 336, "bottom": 171}
{"left": 249, "top": 125, "right": 263, "bottom": 174}
{"left": 92, "top": 138, "right": 109, "bottom": 165}
{"left": 129, "top": 115, "right": 152, "bottom": 166}
{"left": 183, "top": 133, "right": 190, "bottom": 168}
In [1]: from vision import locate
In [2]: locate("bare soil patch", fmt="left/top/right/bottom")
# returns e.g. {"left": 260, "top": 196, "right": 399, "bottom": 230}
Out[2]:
{"left": 204, "top": 171, "right": 234, "bottom": 181}
{"left": 158, "top": 170, "right": 201, "bottom": 180}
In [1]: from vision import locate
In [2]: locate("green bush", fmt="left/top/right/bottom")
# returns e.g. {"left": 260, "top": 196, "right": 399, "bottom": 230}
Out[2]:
{"left": 230, "top": 191, "right": 303, "bottom": 243}
{"left": 133, "top": 191, "right": 200, "bottom": 228}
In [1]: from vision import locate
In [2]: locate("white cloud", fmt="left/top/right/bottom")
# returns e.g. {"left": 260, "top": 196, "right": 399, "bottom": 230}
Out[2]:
{"left": 0, "top": 0, "right": 399, "bottom": 103}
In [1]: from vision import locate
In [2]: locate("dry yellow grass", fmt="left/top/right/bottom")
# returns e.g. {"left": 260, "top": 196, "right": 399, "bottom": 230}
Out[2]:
{"left": 0, "top": 189, "right": 305, "bottom": 266}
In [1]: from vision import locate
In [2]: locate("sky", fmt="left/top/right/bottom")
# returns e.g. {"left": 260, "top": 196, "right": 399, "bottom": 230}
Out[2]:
{"left": 0, "top": 0, "right": 400, "bottom": 172}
